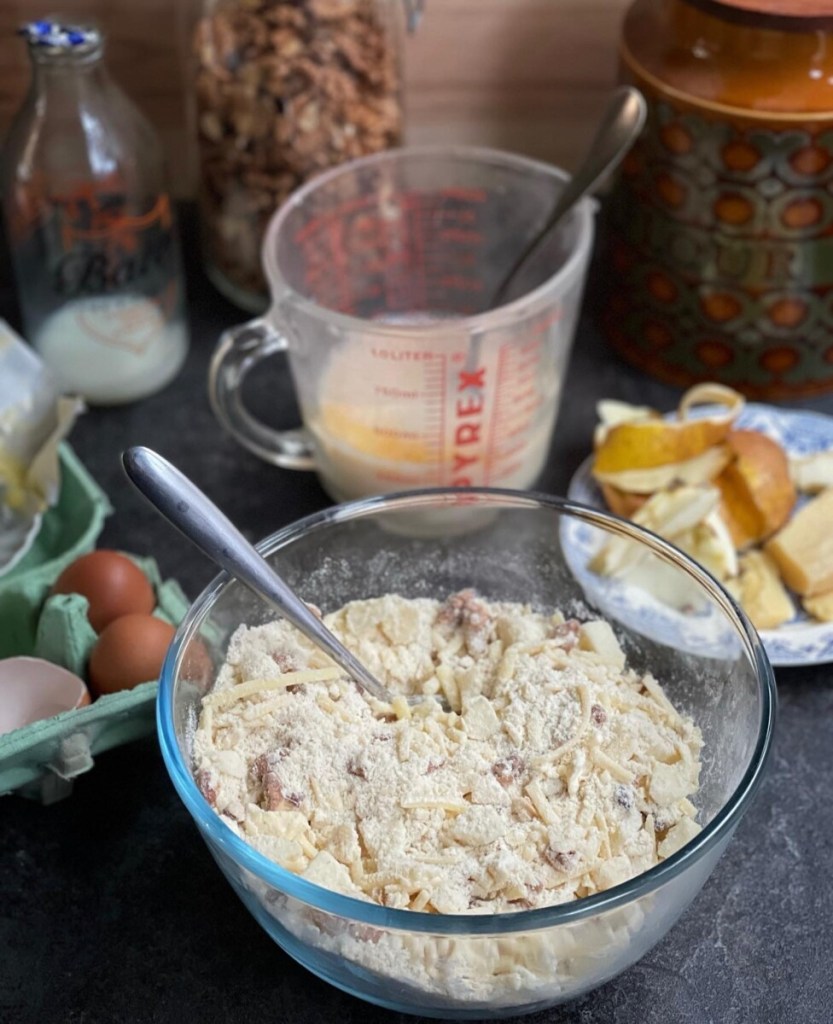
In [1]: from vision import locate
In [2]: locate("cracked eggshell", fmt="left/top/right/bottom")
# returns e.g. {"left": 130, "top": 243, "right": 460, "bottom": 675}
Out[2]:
{"left": 0, "top": 656, "right": 90, "bottom": 736}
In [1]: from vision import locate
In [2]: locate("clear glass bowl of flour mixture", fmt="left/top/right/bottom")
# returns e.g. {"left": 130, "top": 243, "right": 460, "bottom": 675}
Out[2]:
{"left": 158, "top": 489, "right": 775, "bottom": 1019}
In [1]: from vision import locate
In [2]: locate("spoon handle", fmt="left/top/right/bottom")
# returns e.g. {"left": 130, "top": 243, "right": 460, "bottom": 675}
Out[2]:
{"left": 491, "top": 86, "right": 647, "bottom": 309}
{"left": 121, "top": 446, "right": 391, "bottom": 702}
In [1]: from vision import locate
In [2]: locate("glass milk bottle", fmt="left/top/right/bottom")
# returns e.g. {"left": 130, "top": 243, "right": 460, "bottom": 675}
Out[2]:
{"left": 1, "top": 20, "right": 188, "bottom": 405}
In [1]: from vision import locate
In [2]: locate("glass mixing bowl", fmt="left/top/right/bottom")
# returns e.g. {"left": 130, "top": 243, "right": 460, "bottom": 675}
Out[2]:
{"left": 157, "top": 489, "right": 775, "bottom": 1019}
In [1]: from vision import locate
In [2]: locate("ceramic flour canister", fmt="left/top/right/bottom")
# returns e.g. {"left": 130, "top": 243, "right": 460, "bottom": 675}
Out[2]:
{"left": 606, "top": 0, "right": 833, "bottom": 398}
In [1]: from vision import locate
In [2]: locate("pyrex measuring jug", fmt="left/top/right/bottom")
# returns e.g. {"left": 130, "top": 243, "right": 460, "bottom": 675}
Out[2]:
{"left": 209, "top": 146, "right": 595, "bottom": 501}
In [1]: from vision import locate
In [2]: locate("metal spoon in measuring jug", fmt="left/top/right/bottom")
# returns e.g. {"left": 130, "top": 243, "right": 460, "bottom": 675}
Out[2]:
{"left": 490, "top": 86, "right": 647, "bottom": 309}
{"left": 122, "top": 446, "right": 405, "bottom": 706}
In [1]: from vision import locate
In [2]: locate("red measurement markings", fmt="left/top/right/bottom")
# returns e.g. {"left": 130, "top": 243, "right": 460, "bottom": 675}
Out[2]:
{"left": 497, "top": 438, "right": 527, "bottom": 460}
{"left": 415, "top": 193, "right": 487, "bottom": 304}
{"left": 514, "top": 385, "right": 538, "bottom": 406}
{"left": 528, "top": 305, "right": 563, "bottom": 335}
{"left": 307, "top": 278, "right": 342, "bottom": 311}
{"left": 294, "top": 189, "right": 492, "bottom": 315}
{"left": 301, "top": 194, "right": 427, "bottom": 314}
{"left": 438, "top": 276, "right": 483, "bottom": 292}
{"left": 381, "top": 198, "right": 416, "bottom": 313}
{"left": 485, "top": 336, "right": 546, "bottom": 484}
{"left": 366, "top": 345, "right": 446, "bottom": 453}
{"left": 436, "top": 209, "right": 477, "bottom": 225}
{"left": 374, "top": 385, "right": 420, "bottom": 399}
{"left": 422, "top": 354, "right": 447, "bottom": 480}
{"left": 518, "top": 336, "right": 545, "bottom": 355}
{"left": 437, "top": 228, "right": 483, "bottom": 244}
{"left": 436, "top": 187, "right": 488, "bottom": 203}
{"left": 328, "top": 216, "right": 352, "bottom": 313}
{"left": 370, "top": 346, "right": 435, "bottom": 361}
{"left": 484, "top": 343, "right": 505, "bottom": 485}
{"left": 405, "top": 192, "right": 428, "bottom": 311}
{"left": 373, "top": 426, "right": 422, "bottom": 440}
{"left": 412, "top": 196, "right": 439, "bottom": 306}
{"left": 514, "top": 353, "right": 541, "bottom": 376}
{"left": 346, "top": 212, "right": 388, "bottom": 280}
{"left": 504, "top": 420, "right": 531, "bottom": 440}
{"left": 293, "top": 196, "right": 376, "bottom": 246}
{"left": 497, "top": 459, "right": 524, "bottom": 480}
{"left": 518, "top": 398, "right": 544, "bottom": 418}
{"left": 441, "top": 251, "right": 478, "bottom": 269}
{"left": 299, "top": 213, "right": 350, "bottom": 310}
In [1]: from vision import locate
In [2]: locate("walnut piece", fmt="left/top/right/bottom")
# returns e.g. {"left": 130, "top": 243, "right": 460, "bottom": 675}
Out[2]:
{"left": 253, "top": 751, "right": 304, "bottom": 810}
{"left": 491, "top": 753, "right": 526, "bottom": 787}
{"left": 438, "top": 590, "right": 494, "bottom": 657}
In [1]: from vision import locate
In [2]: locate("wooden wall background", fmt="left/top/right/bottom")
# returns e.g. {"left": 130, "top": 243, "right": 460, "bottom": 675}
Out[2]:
{"left": 0, "top": 0, "right": 629, "bottom": 196}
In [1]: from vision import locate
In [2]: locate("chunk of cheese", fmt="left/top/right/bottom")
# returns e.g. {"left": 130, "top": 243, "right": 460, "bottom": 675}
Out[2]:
{"left": 732, "top": 550, "right": 795, "bottom": 631}
{"left": 765, "top": 489, "right": 833, "bottom": 597}
{"left": 790, "top": 450, "right": 833, "bottom": 494}
{"left": 802, "top": 588, "right": 833, "bottom": 622}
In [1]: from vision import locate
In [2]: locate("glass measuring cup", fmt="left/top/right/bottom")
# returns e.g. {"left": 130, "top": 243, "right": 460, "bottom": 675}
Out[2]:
{"left": 209, "top": 146, "right": 595, "bottom": 502}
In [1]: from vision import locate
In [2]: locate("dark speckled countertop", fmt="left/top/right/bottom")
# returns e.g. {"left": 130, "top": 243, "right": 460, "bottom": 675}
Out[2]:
{"left": 1, "top": 209, "right": 831, "bottom": 1024}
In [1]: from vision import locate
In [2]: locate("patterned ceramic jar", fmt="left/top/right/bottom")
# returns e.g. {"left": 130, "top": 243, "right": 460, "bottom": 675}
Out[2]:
{"left": 606, "top": 0, "right": 833, "bottom": 398}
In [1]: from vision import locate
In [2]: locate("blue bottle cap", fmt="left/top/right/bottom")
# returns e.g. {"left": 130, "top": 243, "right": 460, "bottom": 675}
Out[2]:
{"left": 19, "top": 20, "right": 101, "bottom": 53}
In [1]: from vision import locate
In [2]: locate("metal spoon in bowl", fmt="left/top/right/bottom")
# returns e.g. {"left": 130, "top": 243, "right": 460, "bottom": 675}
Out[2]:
{"left": 122, "top": 446, "right": 398, "bottom": 705}
{"left": 489, "top": 85, "right": 647, "bottom": 309}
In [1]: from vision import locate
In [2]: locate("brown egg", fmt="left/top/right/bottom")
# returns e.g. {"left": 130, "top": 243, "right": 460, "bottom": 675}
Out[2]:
{"left": 52, "top": 550, "right": 155, "bottom": 633}
{"left": 89, "top": 614, "right": 176, "bottom": 696}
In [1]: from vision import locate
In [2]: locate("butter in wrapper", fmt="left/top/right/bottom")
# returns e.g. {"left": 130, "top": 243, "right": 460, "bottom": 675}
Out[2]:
{"left": 0, "top": 321, "right": 84, "bottom": 576}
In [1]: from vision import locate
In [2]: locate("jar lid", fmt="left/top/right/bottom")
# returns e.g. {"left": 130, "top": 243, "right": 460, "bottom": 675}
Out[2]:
{"left": 688, "top": 0, "right": 833, "bottom": 26}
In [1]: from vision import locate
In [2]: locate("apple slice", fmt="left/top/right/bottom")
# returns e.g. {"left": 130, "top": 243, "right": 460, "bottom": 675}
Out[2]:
{"left": 590, "top": 484, "right": 720, "bottom": 577}
{"left": 716, "top": 430, "right": 796, "bottom": 549}
{"left": 729, "top": 550, "right": 795, "bottom": 630}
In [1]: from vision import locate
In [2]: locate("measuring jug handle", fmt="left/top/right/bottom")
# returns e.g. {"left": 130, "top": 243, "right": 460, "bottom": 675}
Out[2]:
{"left": 208, "top": 318, "right": 316, "bottom": 471}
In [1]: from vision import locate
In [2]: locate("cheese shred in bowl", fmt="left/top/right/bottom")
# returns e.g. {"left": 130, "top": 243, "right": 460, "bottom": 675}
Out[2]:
{"left": 193, "top": 591, "right": 702, "bottom": 916}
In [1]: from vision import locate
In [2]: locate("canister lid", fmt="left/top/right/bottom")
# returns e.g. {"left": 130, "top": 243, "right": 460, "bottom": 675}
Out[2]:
{"left": 688, "top": 0, "right": 833, "bottom": 26}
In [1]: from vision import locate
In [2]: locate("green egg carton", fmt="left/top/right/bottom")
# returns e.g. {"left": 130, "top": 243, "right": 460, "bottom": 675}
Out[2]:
{"left": 0, "top": 444, "right": 190, "bottom": 803}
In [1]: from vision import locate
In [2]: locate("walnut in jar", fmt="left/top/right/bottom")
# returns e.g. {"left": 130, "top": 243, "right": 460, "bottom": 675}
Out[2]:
{"left": 193, "top": 0, "right": 406, "bottom": 310}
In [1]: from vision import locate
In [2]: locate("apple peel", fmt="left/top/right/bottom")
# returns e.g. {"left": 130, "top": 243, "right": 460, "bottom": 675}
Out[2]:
{"left": 594, "top": 443, "right": 732, "bottom": 494}
{"left": 592, "top": 383, "right": 745, "bottom": 475}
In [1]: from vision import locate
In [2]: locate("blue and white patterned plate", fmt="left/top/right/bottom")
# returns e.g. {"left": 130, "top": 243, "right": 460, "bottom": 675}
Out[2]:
{"left": 565, "top": 403, "right": 833, "bottom": 667}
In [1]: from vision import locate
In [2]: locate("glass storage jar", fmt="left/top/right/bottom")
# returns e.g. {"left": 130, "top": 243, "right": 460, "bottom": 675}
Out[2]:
{"left": 605, "top": 0, "right": 833, "bottom": 399}
{"left": 192, "top": 0, "right": 421, "bottom": 312}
